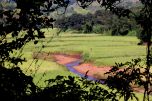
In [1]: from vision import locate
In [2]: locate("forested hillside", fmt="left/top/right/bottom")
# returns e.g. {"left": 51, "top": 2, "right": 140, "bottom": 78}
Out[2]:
{"left": 55, "top": 8, "right": 140, "bottom": 36}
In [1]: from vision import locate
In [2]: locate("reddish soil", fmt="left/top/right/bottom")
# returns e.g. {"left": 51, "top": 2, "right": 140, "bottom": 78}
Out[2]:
{"left": 52, "top": 54, "right": 112, "bottom": 79}
{"left": 73, "top": 63, "right": 111, "bottom": 79}
{"left": 52, "top": 54, "right": 80, "bottom": 65}
{"left": 33, "top": 52, "right": 145, "bottom": 93}
{"left": 52, "top": 53, "right": 144, "bottom": 93}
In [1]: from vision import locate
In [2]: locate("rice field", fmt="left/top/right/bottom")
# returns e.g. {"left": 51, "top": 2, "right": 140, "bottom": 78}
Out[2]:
{"left": 35, "top": 28, "right": 146, "bottom": 66}
{"left": 18, "top": 29, "right": 146, "bottom": 86}
{"left": 14, "top": 28, "right": 149, "bottom": 100}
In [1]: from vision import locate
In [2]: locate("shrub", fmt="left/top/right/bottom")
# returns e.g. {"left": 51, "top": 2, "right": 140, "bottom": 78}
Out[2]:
{"left": 93, "top": 25, "right": 104, "bottom": 34}
{"left": 82, "top": 22, "right": 93, "bottom": 33}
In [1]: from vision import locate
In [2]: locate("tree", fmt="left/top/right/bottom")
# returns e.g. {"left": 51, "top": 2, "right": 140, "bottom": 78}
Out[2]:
{"left": 76, "top": 0, "right": 152, "bottom": 101}
{"left": 0, "top": 0, "right": 152, "bottom": 101}
{"left": 94, "top": 0, "right": 152, "bottom": 101}
{"left": 0, "top": 66, "right": 37, "bottom": 101}
{"left": 55, "top": 9, "right": 138, "bottom": 35}
{"left": 0, "top": 0, "right": 68, "bottom": 100}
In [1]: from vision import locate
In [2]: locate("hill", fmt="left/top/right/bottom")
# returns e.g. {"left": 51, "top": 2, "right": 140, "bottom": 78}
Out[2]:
{"left": 64, "top": 0, "right": 141, "bottom": 15}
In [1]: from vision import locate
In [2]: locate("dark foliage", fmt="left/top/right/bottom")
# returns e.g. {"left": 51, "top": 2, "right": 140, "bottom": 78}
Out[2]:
{"left": 0, "top": 0, "right": 152, "bottom": 101}
{"left": 111, "top": 17, "right": 132, "bottom": 36}
{"left": 0, "top": 0, "right": 56, "bottom": 67}
{"left": 33, "top": 75, "right": 118, "bottom": 101}
{"left": 55, "top": 9, "right": 139, "bottom": 35}
{"left": 105, "top": 59, "right": 143, "bottom": 101}
{"left": 0, "top": 66, "right": 37, "bottom": 101}
{"left": 55, "top": 13, "right": 86, "bottom": 31}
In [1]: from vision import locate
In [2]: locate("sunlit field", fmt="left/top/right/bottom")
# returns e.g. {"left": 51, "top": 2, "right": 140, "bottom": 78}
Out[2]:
{"left": 29, "top": 28, "right": 146, "bottom": 66}
{"left": 17, "top": 29, "right": 146, "bottom": 85}
{"left": 14, "top": 28, "right": 149, "bottom": 100}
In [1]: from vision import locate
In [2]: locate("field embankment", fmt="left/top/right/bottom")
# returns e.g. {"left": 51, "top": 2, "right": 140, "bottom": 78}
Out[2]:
{"left": 19, "top": 29, "right": 146, "bottom": 87}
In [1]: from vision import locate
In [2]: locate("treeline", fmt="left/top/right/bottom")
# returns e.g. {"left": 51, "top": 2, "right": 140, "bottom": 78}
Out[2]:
{"left": 55, "top": 9, "right": 140, "bottom": 36}
{"left": 0, "top": 0, "right": 16, "bottom": 10}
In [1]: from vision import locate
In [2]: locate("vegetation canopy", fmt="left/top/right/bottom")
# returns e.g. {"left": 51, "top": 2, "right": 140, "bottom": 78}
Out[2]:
{"left": 0, "top": 0, "right": 152, "bottom": 101}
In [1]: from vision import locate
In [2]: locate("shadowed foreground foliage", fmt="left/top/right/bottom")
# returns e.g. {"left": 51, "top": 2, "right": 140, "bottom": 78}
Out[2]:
{"left": 0, "top": 0, "right": 152, "bottom": 101}
{"left": 34, "top": 76, "right": 118, "bottom": 101}
{"left": 0, "top": 66, "right": 37, "bottom": 101}
{"left": 0, "top": 65, "right": 119, "bottom": 101}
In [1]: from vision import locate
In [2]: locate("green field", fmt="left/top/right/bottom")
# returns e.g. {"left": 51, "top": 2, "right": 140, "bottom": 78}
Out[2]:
{"left": 16, "top": 29, "right": 149, "bottom": 100}
{"left": 29, "top": 28, "right": 146, "bottom": 66}
{"left": 18, "top": 29, "right": 146, "bottom": 85}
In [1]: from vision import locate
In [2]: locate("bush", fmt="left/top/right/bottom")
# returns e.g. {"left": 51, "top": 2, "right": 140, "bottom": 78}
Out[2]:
{"left": 82, "top": 22, "right": 93, "bottom": 33}
{"left": 93, "top": 25, "right": 104, "bottom": 34}
{"left": 136, "top": 27, "right": 149, "bottom": 43}
{"left": 127, "top": 30, "right": 137, "bottom": 36}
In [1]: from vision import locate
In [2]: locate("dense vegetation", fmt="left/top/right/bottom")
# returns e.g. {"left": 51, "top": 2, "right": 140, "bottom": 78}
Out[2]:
{"left": 0, "top": 0, "right": 152, "bottom": 101}
{"left": 55, "top": 9, "right": 139, "bottom": 36}
{"left": 55, "top": 6, "right": 150, "bottom": 44}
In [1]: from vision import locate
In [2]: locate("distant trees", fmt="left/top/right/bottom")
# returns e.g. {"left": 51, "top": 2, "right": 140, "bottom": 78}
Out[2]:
{"left": 0, "top": 0, "right": 152, "bottom": 101}
{"left": 55, "top": 10, "right": 112, "bottom": 32}
{"left": 0, "top": 0, "right": 118, "bottom": 100}
{"left": 55, "top": 13, "right": 86, "bottom": 30}
{"left": 0, "top": 0, "right": 61, "bottom": 100}
{"left": 0, "top": 0, "right": 16, "bottom": 10}
{"left": 111, "top": 16, "right": 133, "bottom": 36}
{"left": 55, "top": 9, "right": 139, "bottom": 35}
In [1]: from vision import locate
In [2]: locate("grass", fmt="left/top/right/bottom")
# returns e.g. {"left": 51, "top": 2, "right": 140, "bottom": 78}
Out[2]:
{"left": 17, "top": 29, "right": 148, "bottom": 100}
{"left": 19, "top": 59, "right": 76, "bottom": 87}
{"left": 37, "top": 29, "right": 146, "bottom": 66}
{"left": 20, "top": 28, "right": 146, "bottom": 76}
{"left": 33, "top": 70, "right": 76, "bottom": 87}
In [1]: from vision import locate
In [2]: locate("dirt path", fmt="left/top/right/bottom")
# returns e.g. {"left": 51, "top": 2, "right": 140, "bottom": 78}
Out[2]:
{"left": 52, "top": 54, "right": 112, "bottom": 80}
{"left": 51, "top": 53, "right": 145, "bottom": 93}
{"left": 33, "top": 52, "right": 144, "bottom": 93}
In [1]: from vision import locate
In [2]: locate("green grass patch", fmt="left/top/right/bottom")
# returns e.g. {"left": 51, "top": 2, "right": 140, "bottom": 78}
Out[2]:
{"left": 19, "top": 30, "right": 146, "bottom": 65}
{"left": 74, "top": 7, "right": 90, "bottom": 14}
{"left": 19, "top": 59, "right": 75, "bottom": 87}
{"left": 38, "top": 33, "right": 146, "bottom": 66}
{"left": 17, "top": 29, "right": 147, "bottom": 100}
